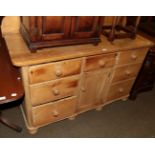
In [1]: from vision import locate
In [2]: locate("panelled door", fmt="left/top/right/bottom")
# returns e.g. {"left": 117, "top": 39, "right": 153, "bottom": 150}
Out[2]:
{"left": 78, "top": 69, "right": 110, "bottom": 111}
{"left": 37, "top": 16, "right": 72, "bottom": 41}
{"left": 70, "top": 16, "right": 101, "bottom": 39}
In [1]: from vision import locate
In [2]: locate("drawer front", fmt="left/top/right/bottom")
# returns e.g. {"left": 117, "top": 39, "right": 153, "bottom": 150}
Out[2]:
{"left": 117, "top": 48, "right": 148, "bottom": 65}
{"left": 106, "top": 79, "right": 135, "bottom": 102}
{"left": 84, "top": 53, "right": 116, "bottom": 72}
{"left": 32, "top": 97, "right": 77, "bottom": 126}
{"left": 30, "top": 76, "right": 79, "bottom": 106}
{"left": 112, "top": 63, "right": 142, "bottom": 83}
{"left": 29, "top": 58, "right": 82, "bottom": 84}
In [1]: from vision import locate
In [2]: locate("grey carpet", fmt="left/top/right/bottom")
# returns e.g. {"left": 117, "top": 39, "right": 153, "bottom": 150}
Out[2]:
{"left": 0, "top": 88, "right": 155, "bottom": 138}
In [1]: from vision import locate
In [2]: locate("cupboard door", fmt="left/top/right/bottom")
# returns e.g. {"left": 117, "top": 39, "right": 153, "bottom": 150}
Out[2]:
{"left": 70, "top": 16, "right": 101, "bottom": 39}
{"left": 78, "top": 70, "right": 109, "bottom": 110}
{"left": 38, "top": 16, "right": 72, "bottom": 41}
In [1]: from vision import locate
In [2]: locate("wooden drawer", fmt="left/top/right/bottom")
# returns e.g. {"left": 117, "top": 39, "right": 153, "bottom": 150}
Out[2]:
{"left": 30, "top": 76, "right": 79, "bottom": 106}
{"left": 84, "top": 53, "right": 116, "bottom": 72}
{"left": 106, "top": 79, "right": 135, "bottom": 102}
{"left": 117, "top": 48, "right": 148, "bottom": 65}
{"left": 112, "top": 63, "right": 142, "bottom": 83}
{"left": 29, "top": 58, "right": 82, "bottom": 84}
{"left": 32, "top": 96, "right": 77, "bottom": 126}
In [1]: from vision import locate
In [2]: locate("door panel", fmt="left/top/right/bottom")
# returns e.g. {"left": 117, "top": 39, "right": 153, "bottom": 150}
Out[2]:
{"left": 38, "top": 16, "right": 71, "bottom": 41}
{"left": 43, "top": 16, "right": 65, "bottom": 34}
{"left": 71, "top": 16, "right": 101, "bottom": 39}
{"left": 75, "top": 16, "right": 95, "bottom": 32}
{"left": 78, "top": 70, "right": 109, "bottom": 110}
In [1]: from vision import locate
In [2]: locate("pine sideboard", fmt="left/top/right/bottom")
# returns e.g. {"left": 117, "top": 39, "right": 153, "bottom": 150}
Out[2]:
{"left": 4, "top": 32, "right": 153, "bottom": 134}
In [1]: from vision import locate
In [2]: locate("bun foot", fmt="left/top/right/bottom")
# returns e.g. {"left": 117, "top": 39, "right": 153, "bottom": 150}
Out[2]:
{"left": 68, "top": 116, "right": 76, "bottom": 121}
{"left": 96, "top": 106, "right": 102, "bottom": 111}
{"left": 28, "top": 128, "right": 38, "bottom": 134}
{"left": 122, "top": 98, "right": 128, "bottom": 101}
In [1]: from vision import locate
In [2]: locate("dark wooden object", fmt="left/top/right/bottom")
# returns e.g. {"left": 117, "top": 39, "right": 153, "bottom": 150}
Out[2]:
{"left": 0, "top": 17, "right": 24, "bottom": 132}
{"left": 130, "top": 18, "right": 155, "bottom": 100}
{"left": 20, "top": 16, "right": 103, "bottom": 51}
{"left": 130, "top": 48, "right": 155, "bottom": 100}
{"left": 138, "top": 16, "right": 155, "bottom": 36}
{"left": 102, "top": 16, "right": 141, "bottom": 41}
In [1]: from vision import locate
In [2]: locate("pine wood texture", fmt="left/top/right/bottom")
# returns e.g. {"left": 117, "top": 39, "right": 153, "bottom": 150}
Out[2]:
{"left": 28, "top": 58, "right": 82, "bottom": 84}
{"left": 117, "top": 48, "right": 148, "bottom": 65}
{"left": 1, "top": 16, "right": 20, "bottom": 35}
{"left": 84, "top": 53, "right": 116, "bottom": 72}
{"left": 106, "top": 79, "right": 135, "bottom": 102}
{"left": 111, "top": 63, "right": 142, "bottom": 83}
{"left": 30, "top": 76, "right": 79, "bottom": 106}
{"left": 3, "top": 25, "right": 154, "bottom": 134}
{"left": 4, "top": 33, "right": 153, "bottom": 67}
{"left": 32, "top": 96, "right": 77, "bottom": 126}
{"left": 78, "top": 69, "right": 110, "bottom": 111}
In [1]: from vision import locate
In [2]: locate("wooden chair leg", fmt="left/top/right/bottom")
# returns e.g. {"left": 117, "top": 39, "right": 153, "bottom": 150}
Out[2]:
{"left": 0, "top": 111, "right": 22, "bottom": 132}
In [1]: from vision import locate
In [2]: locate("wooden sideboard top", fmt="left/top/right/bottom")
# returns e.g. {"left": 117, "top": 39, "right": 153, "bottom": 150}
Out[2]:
{"left": 4, "top": 33, "right": 154, "bottom": 67}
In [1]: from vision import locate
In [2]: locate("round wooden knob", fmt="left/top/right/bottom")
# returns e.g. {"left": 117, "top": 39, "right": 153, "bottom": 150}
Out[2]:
{"left": 131, "top": 54, "right": 137, "bottom": 60}
{"left": 81, "top": 87, "right": 86, "bottom": 92}
{"left": 118, "top": 87, "right": 124, "bottom": 93}
{"left": 125, "top": 70, "right": 131, "bottom": 76}
{"left": 53, "top": 110, "right": 59, "bottom": 117}
{"left": 99, "top": 60, "right": 106, "bottom": 67}
{"left": 55, "top": 69, "right": 62, "bottom": 77}
{"left": 52, "top": 89, "right": 60, "bottom": 96}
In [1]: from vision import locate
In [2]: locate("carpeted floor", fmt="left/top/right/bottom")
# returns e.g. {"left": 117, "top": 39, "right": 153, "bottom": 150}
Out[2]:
{"left": 0, "top": 88, "right": 155, "bottom": 138}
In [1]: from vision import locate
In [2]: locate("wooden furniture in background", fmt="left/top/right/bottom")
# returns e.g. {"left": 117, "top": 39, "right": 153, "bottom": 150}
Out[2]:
{"left": 130, "top": 48, "right": 155, "bottom": 100}
{"left": 4, "top": 25, "right": 153, "bottom": 134}
{"left": 102, "top": 16, "right": 141, "bottom": 41}
{"left": 0, "top": 17, "right": 24, "bottom": 132}
{"left": 138, "top": 16, "right": 155, "bottom": 36}
{"left": 20, "top": 16, "right": 103, "bottom": 51}
{"left": 130, "top": 17, "right": 155, "bottom": 100}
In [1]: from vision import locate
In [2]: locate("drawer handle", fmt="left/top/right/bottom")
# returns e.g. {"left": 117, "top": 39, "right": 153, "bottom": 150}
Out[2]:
{"left": 81, "top": 87, "right": 86, "bottom": 92}
{"left": 53, "top": 110, "right": 59, "bottom": 117}
{"left": 131, "top": 54, "right": 138, "bottom": 60}
{"left": 99, "top": 60, "right": 106, "bottom": 67}
{"left": 55, "top": 69, "right": 62, "bottom": 77}
{"left": 125, "top": 70, "right": 131, "bottom": 76}
{"left": 118, "top": 87, "right": 124, "bottom": 93}
{"left": 52, "top": 89, "right": 60, "bottom": 96}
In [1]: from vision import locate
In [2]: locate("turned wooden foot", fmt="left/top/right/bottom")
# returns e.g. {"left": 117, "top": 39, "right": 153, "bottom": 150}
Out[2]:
{"left": 28, "top": 128, "right": 38, "bottom": 134}
{"left": 122, "top": 98, "right": 128, "bottom": 101}
{"left": 96, "top": 106, "right": 103, "bottom": 111}
{"left": 68, "top": 116, "right": 76, "bottom": 121}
